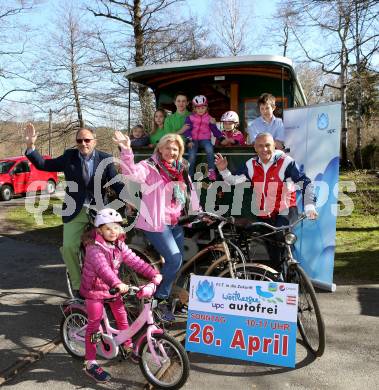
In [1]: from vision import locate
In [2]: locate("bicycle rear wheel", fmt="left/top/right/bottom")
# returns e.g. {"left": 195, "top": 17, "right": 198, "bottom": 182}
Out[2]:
{"left": 60, "top": 308, "right": 87, "bottom": 359}
{"left": 139, "top": 333, "right": 189, "bottom": 389}
{"left": 217, "top": 262, "right": 279, "bottom": 281}
{"left": 288, "top": 265, "right": 325, "bottom": 356}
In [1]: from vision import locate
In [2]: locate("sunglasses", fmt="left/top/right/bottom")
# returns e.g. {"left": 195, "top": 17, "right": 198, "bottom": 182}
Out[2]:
{"left": 76, "top": 138, "right": 94, "bottom": 144}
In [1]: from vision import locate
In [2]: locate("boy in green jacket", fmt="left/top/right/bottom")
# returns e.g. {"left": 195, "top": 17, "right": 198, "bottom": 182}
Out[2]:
{"left": 164, "top": 92, "right": 190, "bottom": 133}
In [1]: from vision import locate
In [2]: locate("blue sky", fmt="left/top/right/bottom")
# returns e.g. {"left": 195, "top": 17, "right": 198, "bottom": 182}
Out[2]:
{"left": 2, "top": 0, "right": 277, "bottom": 124}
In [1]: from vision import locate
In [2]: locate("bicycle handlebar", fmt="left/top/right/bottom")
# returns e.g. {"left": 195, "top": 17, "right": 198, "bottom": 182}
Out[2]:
{"left": 178, "top": 211, "right": 234, "bottom": 226}
{"left": 247, "top": 213, "right": 307, "bottom": 233}
{"left": 109, "top": 285, "right": 140, "bottom": 295}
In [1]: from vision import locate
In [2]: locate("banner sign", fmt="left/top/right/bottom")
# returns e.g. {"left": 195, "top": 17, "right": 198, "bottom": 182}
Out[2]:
{"left": 185, "top": 275, "right": 298, "bottom": 368}
{"left": 284, "top": 102, "right": 341, "bottom": 291}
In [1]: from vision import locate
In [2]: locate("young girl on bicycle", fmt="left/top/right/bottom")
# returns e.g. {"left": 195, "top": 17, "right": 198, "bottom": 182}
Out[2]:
{"left": 79, "top": 208, "right": 162, "bottom": 383}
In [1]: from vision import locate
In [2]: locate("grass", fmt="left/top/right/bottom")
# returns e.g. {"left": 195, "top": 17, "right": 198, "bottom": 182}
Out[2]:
{"left": 5, "top": 197, "right": 63, "bottom": 246}
{"left": 4, "top": 170, "right": 379, "bottom": 283}
{"left": 334, "top": 170, "right": 379, "bottom": 283}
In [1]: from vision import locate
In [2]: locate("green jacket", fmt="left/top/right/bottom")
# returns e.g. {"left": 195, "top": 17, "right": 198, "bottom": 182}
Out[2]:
{"left": 163, "top": 110, "right": 190, "bottom": 133}
{"left": 150, "top": 127, "right": 169, "bottom": 144}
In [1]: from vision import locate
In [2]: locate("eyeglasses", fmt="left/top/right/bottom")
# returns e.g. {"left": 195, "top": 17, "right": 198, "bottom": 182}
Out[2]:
{"left": 76, "top": 138, "right": 94, "bottom": 144}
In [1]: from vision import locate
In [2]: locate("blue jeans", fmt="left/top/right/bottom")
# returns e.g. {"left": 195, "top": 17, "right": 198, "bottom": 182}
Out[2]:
{"left": 144, "top": 225, "right": 184, "bottom": 300}
{"left": 187, "top": 139, "right": 215, "bottom": 178}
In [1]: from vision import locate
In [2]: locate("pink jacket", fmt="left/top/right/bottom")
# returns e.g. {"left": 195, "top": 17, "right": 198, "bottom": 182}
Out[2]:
{"left": 183, "top": 113, "right": 223, "bottom": 140}
{"left": 120, "top": 150, "right": 200, "bottom": 232}
{"left": 218, "top": 130, "right": 246, "bottom": 146}
{"left": 80, "top": 231, "right": 158, "bottom": 300}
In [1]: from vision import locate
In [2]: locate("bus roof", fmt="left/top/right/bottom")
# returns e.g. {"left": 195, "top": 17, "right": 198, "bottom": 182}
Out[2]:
{"left": 126, "top": 55, "right": 294, "bottom": 78}
{"left": 127, "top": 55, "right": 299, "bottom": 85}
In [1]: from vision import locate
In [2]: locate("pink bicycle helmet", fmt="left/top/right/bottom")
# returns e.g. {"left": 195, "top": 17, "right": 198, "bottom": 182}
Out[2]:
{"left": 221, "top": 111, "right": 239, "bottom": 123}
{"left": 192, "top": 95, "right": 208, "bottom": 107}
{"left": 94, "top": 208, "right": 123, "bottom": 227}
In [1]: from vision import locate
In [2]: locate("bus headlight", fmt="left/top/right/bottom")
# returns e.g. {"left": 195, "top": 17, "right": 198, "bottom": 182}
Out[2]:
{"left": 284, "top": 232, "right": 297, "bottom": 245}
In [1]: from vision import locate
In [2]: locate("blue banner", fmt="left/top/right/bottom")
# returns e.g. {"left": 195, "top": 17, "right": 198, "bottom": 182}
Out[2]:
{"left": 284, "top": 102, "right": 341, "bottom": 291}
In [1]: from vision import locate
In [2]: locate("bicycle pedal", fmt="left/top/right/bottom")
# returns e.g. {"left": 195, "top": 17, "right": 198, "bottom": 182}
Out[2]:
{"left": 119, "top": 346, "right": 139, "bottom": 364}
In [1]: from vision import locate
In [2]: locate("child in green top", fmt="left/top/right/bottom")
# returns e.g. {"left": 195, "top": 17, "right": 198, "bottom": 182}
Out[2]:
{"left": 163, "top": 92, "right": 190, "bottom": 133}
{"left": 150, "top": 109, "right": 168, "bottom": 145}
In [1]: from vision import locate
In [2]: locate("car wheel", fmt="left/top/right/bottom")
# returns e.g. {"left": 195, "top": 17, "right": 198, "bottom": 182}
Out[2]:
{"left": 0, "top": 185, "right": 13, "bottom": 201}
{"left": 46, "top": 180, "right": 56, "bottom": 194}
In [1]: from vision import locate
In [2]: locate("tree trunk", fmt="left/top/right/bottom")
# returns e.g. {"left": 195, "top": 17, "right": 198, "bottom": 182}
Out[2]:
{"left": 340, "top": 57, "right": 349, "bottom": 168}
{"left": 353, "top": 2, "right": 363, "bottom": 169}
{"left": 70, "top": 25, "right": 84, "bottom": 128}
{"left": 137, "top": 85, "right": 154, "bottom": 133}
{"left": 132, "top": 0, "right": 153, "bottom": 132}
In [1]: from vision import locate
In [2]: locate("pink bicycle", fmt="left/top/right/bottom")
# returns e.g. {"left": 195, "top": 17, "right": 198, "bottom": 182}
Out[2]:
{"left": 60, "top": 284, "right": 189, "bottom": 389}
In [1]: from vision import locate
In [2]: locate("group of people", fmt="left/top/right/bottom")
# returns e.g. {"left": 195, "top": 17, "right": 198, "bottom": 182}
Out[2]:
{"left": 130, "top": 92, "right": 285, "bottom": 181}
{"left": 23, "top": 90, "right": 316, "bottom": 383}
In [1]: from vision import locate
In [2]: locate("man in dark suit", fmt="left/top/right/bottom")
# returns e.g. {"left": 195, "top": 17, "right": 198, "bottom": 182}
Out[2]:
{"left": 25, "top": 123, "right": 126, "bottom": 297}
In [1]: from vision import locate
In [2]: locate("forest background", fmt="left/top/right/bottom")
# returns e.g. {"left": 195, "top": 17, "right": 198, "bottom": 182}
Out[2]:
{"left": 0, "top": 0, "right": 378, "bottom": 168}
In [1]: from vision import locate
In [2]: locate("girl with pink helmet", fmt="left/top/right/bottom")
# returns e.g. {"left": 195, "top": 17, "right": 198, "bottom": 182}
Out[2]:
{"left": 181, "top": 95, "right": 226, "bottom": 181}
{"left": 79, "top": 208, "right": 162, "bottom": 383}
{"left": 218, "top": 110, "right": 246, "bottom": 146}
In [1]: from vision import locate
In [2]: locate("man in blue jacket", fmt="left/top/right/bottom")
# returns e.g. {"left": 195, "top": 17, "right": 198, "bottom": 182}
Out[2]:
{"left": 25, "top": 123, "right": 125, "bottom": 297}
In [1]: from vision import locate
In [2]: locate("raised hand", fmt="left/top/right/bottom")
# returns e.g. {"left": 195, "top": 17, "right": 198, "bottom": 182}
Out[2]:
{"left": 306, "top": 209, "right": 318, "bottom": 220}
{"left": 113, "top": 130, "right": 131, "bottom": 150}
{"left": 214, "top": 153, "right": 228, "bottom": 171}
{"left": 25, "top": 123, "right": 38, "bottom": 148}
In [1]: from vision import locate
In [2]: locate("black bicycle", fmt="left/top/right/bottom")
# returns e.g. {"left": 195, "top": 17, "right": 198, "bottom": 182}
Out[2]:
{"left": 225, "top": 213, "right": 326, "bottom": 357}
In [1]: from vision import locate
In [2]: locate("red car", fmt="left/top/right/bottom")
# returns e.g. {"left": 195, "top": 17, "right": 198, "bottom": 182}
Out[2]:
{"left": 0, "top": 156, "right": 58, "bottom": 201}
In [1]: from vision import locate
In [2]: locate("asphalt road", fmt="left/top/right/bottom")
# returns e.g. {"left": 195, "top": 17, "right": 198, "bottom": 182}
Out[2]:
{"left": 0, "top": 215, "right": 378, "bottom": 389}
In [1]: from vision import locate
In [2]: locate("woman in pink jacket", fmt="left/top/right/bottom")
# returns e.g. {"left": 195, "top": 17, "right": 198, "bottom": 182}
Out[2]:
{"left": 79, "top": 208, "right": 161, "bottom": 383}
{"left": 113, "top": 131, "right": 200, "bottom": 322}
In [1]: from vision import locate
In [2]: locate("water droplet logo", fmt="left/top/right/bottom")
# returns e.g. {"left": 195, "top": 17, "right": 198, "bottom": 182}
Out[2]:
{"left": 256, "top": 285, "right": 284, "bottom": 303}
{"left": 256, "top": 285, "right": 274, "bottom": 298}
{"left": 268, "top": 283, "right": 278, "bottom": 292}
{"left": 196, "top": 280, "right": 215, "bottom": 302}
{"left": 317, "top": 113, "right": 329, "bottom": 130}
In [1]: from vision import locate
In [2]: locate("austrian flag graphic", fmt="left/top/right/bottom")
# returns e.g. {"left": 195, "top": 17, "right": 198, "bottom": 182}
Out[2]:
{"left": 286, "top": 295, "right": 297, "bottom": 305}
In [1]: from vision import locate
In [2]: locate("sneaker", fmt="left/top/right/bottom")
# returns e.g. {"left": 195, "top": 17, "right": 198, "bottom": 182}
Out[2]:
{"left": 85, "top": 364, "right": 111, "bottom": 383}
{"left": 175, "top": 304, "right": 188, "bottom": 315}
{"left": 157, "top": 300, "right": 175, "bottom": 322}
{"left": 208, "top": 169, "right": 217, "bottom": 181}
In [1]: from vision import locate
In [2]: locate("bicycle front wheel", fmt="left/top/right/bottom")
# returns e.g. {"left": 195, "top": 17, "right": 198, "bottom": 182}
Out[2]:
{"left": 289, "top": 265, "right": 326, "bottom": 357}
{"left": 60, "top": 308, "right": 87, "bottom": 359}
{"left": 139, "top": 333, "right": 190, "bottom": 389}
{"left": 217, "top": 262, "right": 279, "bottom": 281}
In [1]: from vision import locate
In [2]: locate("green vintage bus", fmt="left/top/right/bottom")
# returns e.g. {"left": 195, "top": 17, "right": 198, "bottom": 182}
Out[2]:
{"left": 124, "top": 55, "right": 307, "bottom": 257}
{"left": 126, "top": 55, "right": 306, "bottom": 168}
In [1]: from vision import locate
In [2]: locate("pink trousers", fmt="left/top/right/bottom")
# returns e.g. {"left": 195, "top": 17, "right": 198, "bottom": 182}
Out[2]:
{"left": 85, "top": 296, "right": 129, "bottom": 360}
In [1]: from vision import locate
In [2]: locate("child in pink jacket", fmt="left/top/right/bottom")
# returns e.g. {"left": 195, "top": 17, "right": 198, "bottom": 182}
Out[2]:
{"left": 182, "top": 95, "right": 226, "bottom": 180}
{"left": 79, "top": 208, "right": 162, "bottom": 383}
{"left": 218, "top": 111, "right": 246, "bottom": 146}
